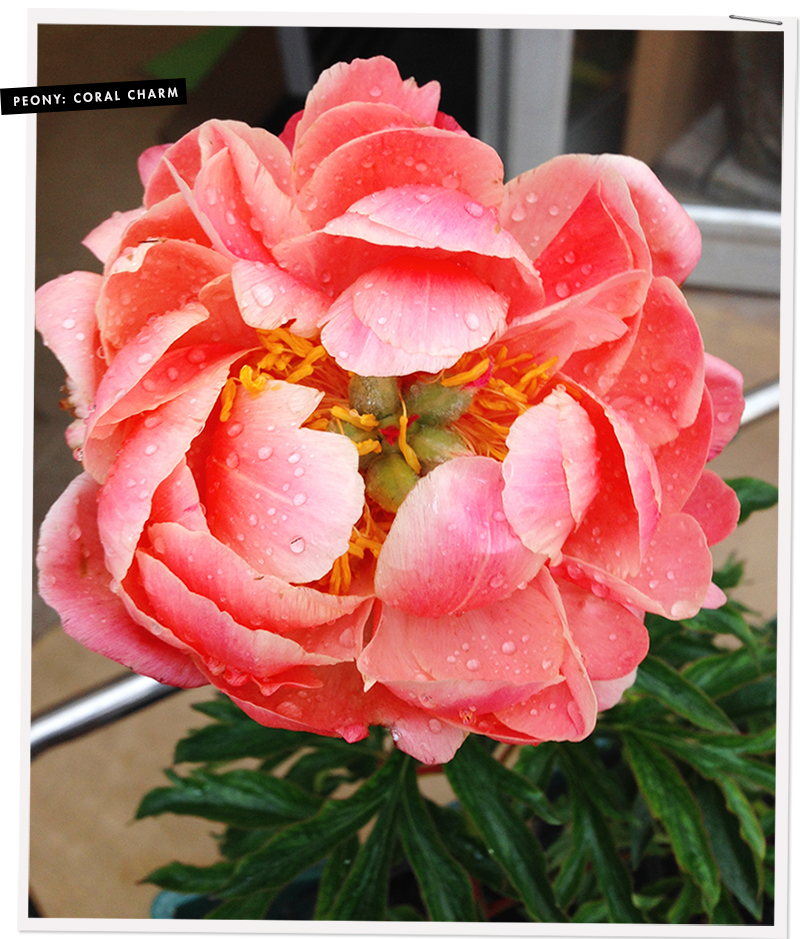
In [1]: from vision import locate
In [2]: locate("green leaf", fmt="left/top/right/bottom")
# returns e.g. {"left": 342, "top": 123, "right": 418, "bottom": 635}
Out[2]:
{"left": 631, "top": 728, "right": 775, "bottom": 792}
{"left": 668, "top": 878, "right": 702, "bottom": 924}
{"left": 690, "top": 772, "right": 763, "bottom": 919}
{"left": 222, "top": 748, "right": 405, "bottom": 897}
{"left": 427, "top": 802, "right": 515, "bottom": 899}
{"left": 143, "top": 860, "right": 235, "bottom": 894}
{"left": 622, "top": 733, "right": 720, "bottom": 913}
{"left": 205, "top": 891, "right": 275, "bottom": 920}
{"left": 634, "top": 656, "right": 737, "bottom": 733}
{"left": 719, "top": 777, "right": 767, "bottom": 860}
{"left": 559, "top": 747, "right": 644, "bottom": 923}
{"left": 445, "top": 736, "right": 566, "bottom": 923}
{"left": 725, "top": 476, "right": 778, "bottom": 523}
{"left": 136, "top": 769, "right": 323, "bottom": 829}
{"left": 683, "top": 646, "right": 775, "bottom": 700}
{"left": 324, "top": 762, "right": 405, "bottom": 920}
{"left": 218, "top": 827, "right": 274, "bottom": 861}
{"left": 552, "top": 839, "right": 588, "bottom": 911}
{"left": 572, "top": 898, "right": 609, "bottom": 922}
{"left": 716, "top": 676, "right": 777, "bottom": 724}
{"left": 514, "top": 741, "right": 557, "bottom": 788}
{"left": 313, "top": 835, "right": 359, "bottom": 919}
{"left": 688, "top": 606, "right": 759, "bottom": 653}
{"left": 712, "top": 554, "right": 745, "bottom": 590}
{"left": 397, "top": 767, "right": 476, "bottom": 920}
{"left": 388, "top": 905, "right": 425, "bottom": 920}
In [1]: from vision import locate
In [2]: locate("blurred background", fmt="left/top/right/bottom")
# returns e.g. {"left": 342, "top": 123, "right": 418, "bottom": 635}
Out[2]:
{"left": 30, "top": 22, "right": 783, "bottom": 918}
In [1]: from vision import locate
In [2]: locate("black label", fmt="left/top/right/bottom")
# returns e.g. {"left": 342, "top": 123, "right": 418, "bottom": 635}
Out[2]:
{"left": 1, "top": 78, "right": 187, "bottom": 115}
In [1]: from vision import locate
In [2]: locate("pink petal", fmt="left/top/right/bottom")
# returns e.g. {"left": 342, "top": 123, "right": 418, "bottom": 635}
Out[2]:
{"left": 502, "top": 387, "right": 601, "bottom": 557}
{"left": 37, "top": 474, "right": 206, "bottom": 687}
{"left": 654, "top": 389, "right": 714, "bottom": 514}
{"left": 607, "top": 277, "right": 705, "bottom": 448}
{"left": 295, "top": 127, "right": 505, "bottom": 228}
{"left": 82, "top": 208, "right": 146, "bottom": 265}
{"left": 138, "top": 143, "right": 172, "bottom": 187}
{"left": 149, "top": 461, "right": 210, "bottom": 532}
{"left": 113, "top": 192, "right": 213, "bottom": 263}
{"left": 556, "top": 578, "right": 649, "bottom": 681}
{"left": 135, "top": 551, "right": 343, "bottom": 682}
{"left": 35, "top": 271, "right": 104, "bottom": 415}
{"left": 204, "top": 382, "right": 364, "bottom": 583}
{"left": 293, "top": 56, "right": 441, "bottom": 146}
{"left": 375, "top": 457, "right": 543, "bottom": 617}
{"left": 97, "top": 239, "right": 231, "bottom": 356}
{"left": 704, "top": 352, "right": 745, "bottom": 459}
{"left": 97, "top": 360, "right": 232, "bottom": 582}
{"left": 144, "top": 126, "right": 203, "bottom": 207}
{"left": 682, "top": 470, "right": 740, "bottom": 545}
{"left": 231, "top": 260, "right": 331, "bottom": 337}
{"left": 361, "top": 575, "right": 567, "bottom": 715}
{"left": 592, "top": 670, "right": 638, "bottom": 711}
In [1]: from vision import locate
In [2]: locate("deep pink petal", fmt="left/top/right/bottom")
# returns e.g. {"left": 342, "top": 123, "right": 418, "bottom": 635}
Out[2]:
{"left": 682, "top": 470, "right": 741, "bottom": 546}
{"left": 607, "top": 277, "right": 705, "bottom": 448}
{"left": 205, "top": 382, "right": 364, "bottom": 583}
{"left": 503, "top": 387, "right": 601, "bottom": 557}
{"left": 654, "top": 389, "right": 714, "bottom": 514}
{"left": 704, "top": 352, "right": 745, "bottom": 459}
{"left": 37, "top": 474, "right": 206, "bottom": 687}
{"left": 375, "top": 457, "right": 543, "bottom": 617}
{"left": 113, "top": 193, "right": 213, "bottom": 264}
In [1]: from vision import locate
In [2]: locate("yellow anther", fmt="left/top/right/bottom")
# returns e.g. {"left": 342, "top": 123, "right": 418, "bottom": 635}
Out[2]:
{"left": 355, "top": 439, "right": 383, "bottom": 457}
{"left": 239, "top": 364, "right": 268, "bottom": 396}
{"left": 219, "top": 377, "right": 238, "bottom": 422}
{"left": 441, "top": 357, "right": 490, "bottom": 387}
{"left": 330, "top": 405, "right": 380, "bottom": 430}
{"left": 398, "top": 406, "right": 422, "bottom": 474}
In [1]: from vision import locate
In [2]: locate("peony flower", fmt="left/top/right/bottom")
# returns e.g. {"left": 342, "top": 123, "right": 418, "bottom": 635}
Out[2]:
{"left": 36, "top": 56, "right": 743, "bottom": 765}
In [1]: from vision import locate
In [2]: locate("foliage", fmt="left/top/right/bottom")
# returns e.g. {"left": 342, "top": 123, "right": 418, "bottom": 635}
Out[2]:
{"left": 139, "top": 477, "right": 777, "bottom": 924}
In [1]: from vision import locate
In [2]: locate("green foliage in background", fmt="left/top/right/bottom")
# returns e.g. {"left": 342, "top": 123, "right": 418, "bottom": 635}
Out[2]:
{"left": 139, "top": 477, "right": 778, "bottom": 924}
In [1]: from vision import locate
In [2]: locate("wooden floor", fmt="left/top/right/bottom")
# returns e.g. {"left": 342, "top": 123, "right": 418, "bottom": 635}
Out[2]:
{"left": 27, "top": 26, "right": 783, "bottom": 921}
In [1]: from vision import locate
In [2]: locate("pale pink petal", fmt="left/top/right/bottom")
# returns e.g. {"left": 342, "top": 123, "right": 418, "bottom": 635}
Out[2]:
{"left": 682, "top": 469, "right": 740, "bottom": 545}
{"left": 361, "top": 577, "right": 566, "bottom": 714}
{"left": 704, "top": 352, "right": 745, "bottom": 459}
{"left": 231, "top": 260, "right": 331, "bottom": 337}
{"left": 385, "top": 712, "right": 467, "bottom": 765}
{"left": 37, "top": 474, "right": 205, "bottom": 687}
{"left": 35, "top": 271, "right": 104, "bottom": 415}
{"left": 502, "top": 387, "right": 601, "bottom": 558}
{"left": 556, "top": 578, "right": 649, "bottom": 681}
{"left": 607, "top": 277, "right": 705, "bottom": 448}
{"left": 375, "top": 457, "right": 543, "bottom": 617}
{"left": 704, "top": 582, "right": 727, "bottom": 609}
{"left": 592, "top": 669, "right": 638, "bottom": 711}
{"left": 82, "top": 208, "right": 146, "bottom": 265}
{"left": 205, "top": 382, "right": 364, "bottom": 583}
{"left": 144, "top": 126, "right": 202, "bottom": 207}
{"left": 138, "top": 143, "right": 172, "bottom": 188}
{"left": 97, "top": 361, "right": 232, "bottom": 582}
{"left": 294, "top": 56, "right": 441, "bottom": 146}
{"left": 296, "top": 127, "right": 505, "bottom": 228}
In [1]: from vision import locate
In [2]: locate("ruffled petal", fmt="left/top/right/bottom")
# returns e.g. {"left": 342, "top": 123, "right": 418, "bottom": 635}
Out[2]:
{"left": 37, "top": 474, "right": 206, "bottom": 687}
{"left": 82, "top": 208, "right": 146, "bottom": 265}
{"left": 682, "top": 469, "right": 741, "bottom": 546}
{"left": 375, "top": 457, "right": 543, "bottom": 616}
{"left": 704, "top": 352, "right": 745, "bottom": 459}
{"left": 232, "top": 260, "right": 331, "bottom": 337}
{"left": 205, "top": 382, "right": 364, "bottom": 583}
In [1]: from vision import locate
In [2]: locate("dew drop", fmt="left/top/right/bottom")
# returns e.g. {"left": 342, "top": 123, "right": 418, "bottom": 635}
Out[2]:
{"left": 290, "top": 537, "right": 305, "bottom": 554}
{"left": 287, "top": 452, "right": 301, "bottom": 464}
{"left": 464, "top": 311, "right": 481, "bottom": 331}
{"left": 251, "top": 283, "right": 274, "bottom": 307}
{"left": 369, "top": 84, "right": 382, "bottom": 97}
{"left": 258, "top": 446, "right": 273, "bottom": 460}
{"left": 466, "top": 659, "right": 480, "bottom": 671}
{"left": 293, "top": 492, "right": 307, "bottom": 507}
{"left": 548, "top": 204, "right": 559, "bottom": 216}
{"left": 501, "top": 641, "right": 516, "bottom": 654}
{"left": 464, "top": 201, "right": 484, "bottom": 218}
{"left": 226, "top": 452, "right": 240, "bottom": 469}
{"left": 510, "top": 204, "right": 526, "bottom": 222}
{"left": 144, "top": 444, "right": 158, "bottom": 455}
{"left": 555, "top": 281, "right": 570, "bottom": 299}
{"left": 428, "top": 718, "right": 442, "bottom": 734}
{"left": 62, "top": 317, "right": 76, "bottom": 329}
{"left": 227, "top": 422, "right": 244, "bottom": 437}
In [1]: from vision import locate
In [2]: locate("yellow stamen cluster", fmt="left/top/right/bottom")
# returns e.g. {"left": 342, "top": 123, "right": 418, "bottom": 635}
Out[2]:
{"left": 322, "top": 503, "right": 390, "bottom": 595}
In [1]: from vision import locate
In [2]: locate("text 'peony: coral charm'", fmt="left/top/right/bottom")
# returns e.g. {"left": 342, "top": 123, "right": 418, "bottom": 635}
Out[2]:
{"left": 37, "top": 56, "right": 744, "bottom": 765}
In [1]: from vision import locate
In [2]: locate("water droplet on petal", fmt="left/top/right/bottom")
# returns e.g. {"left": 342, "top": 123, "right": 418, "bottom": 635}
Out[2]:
{"left": 258, "top": 446, "right": 273, "bottom": 460}
{"left": 466, "top": 659, "right": 480, "bottom": 671}
{"left": 501, "top": 641, "right": 516, "bottom": 654}
{"left": 290, "top": 537, "right": 305, "bottom": 554}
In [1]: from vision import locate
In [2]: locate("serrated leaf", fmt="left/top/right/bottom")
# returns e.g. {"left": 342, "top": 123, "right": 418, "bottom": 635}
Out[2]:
{"left": 397, "top": 766, "right": 476, "bottom": 920}
{"left": 222, "top": 748, "right": 405, "bottom": 897}
{"left": 725, "top": 476, "right": 778, "bottom": 523}
{"left": 622, "top": 733, "right": 720, "bottom": 913}
{"left": 143, "top": 860, "right": 235, "bottom": 894}
{"left": 136, "top": 769, "right": 323, "bottom": 829}
{"left": 635, "top": 656, "right": 736, "bottom": 732}
{"left": 690, "top": 772, "right": 762, "bottom": 919}
{"left": 445, "top": 736, "right": 566, "bottom": 923}
{"left": 559, "top": 748, "right": 644, "bottom": 923}
{"left": 324, "top": 763, "right": 405, "bottom": 920}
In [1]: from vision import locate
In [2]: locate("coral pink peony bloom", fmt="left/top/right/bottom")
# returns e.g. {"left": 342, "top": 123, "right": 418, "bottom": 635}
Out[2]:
{"left": 37, "top": 56, "right": 743, "bottom": 765}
